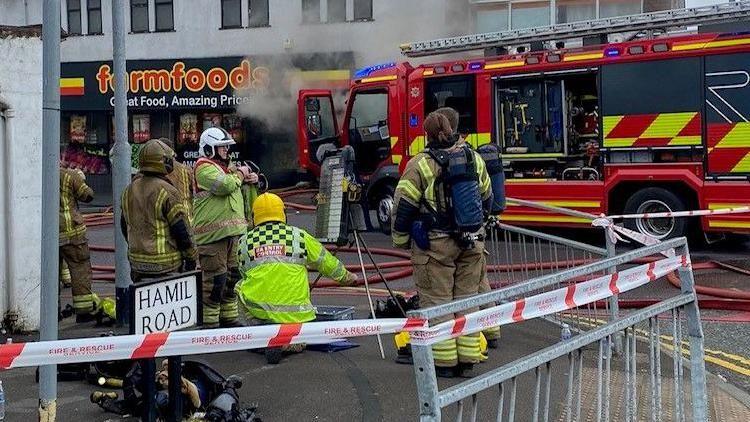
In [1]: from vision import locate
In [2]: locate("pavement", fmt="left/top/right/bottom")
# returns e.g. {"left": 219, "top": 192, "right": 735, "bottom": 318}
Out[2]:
{"left": 2, "top": 205, "right": 750, "bottom": 421}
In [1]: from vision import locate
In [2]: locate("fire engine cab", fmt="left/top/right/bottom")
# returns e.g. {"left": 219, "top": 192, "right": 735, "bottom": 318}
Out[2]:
{"left": 297, "top": 3, "right": 750, "bottom": 240}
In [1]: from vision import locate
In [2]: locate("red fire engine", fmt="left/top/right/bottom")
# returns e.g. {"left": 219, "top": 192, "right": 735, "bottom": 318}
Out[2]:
{"left": 297, "top": 13, "right": 750, "bottom": 240}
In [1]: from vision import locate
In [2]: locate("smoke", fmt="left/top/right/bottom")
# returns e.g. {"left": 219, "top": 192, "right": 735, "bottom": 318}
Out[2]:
{"left": 231, "top": 0, "right": 477, "bottom": 177}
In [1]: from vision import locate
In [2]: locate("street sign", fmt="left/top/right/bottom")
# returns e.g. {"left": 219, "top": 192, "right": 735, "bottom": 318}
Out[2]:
{"left": 130, "top": 271, "right": 202, "bottom": 335}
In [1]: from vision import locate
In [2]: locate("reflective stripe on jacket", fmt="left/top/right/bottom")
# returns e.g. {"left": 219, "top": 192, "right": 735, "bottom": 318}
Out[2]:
{"left": 193, "top": 158, "right": 247, "bottom": 245}
{"left": 167, "top": 161, "right": 195, "bottom": 225}
{"left": 60, "top": 168, "right": 93, "bottom": 245}
{"left": 391, "top": 146, "right": 492, "bottom": 248}
{"left": 236, "top": 222, "right": 347, "bottom": 323}
{"left": 122, "top": 175, "right": 195, "bottom": 274}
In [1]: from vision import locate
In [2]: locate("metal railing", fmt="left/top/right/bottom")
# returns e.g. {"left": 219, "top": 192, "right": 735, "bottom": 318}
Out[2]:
{"left": 486, "top": 222, "right": 620, "bottom": 338}
{"left": 408, "top": 236, "right": 707, "bottom": 421}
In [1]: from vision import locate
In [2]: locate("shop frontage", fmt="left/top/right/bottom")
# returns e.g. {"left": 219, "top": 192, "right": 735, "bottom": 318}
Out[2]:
{"left": 61, "top": 54, "right": 352, "bottom": 203}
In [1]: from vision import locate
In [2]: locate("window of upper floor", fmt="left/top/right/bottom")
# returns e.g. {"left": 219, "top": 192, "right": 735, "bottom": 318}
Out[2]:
{"left": 303, "top": 0, "right": 373, "bottom": 24}
{"left": 222, "top": 0, "right": 269, "bottom": 29}
{"left": 130, "top": 0, "right": 149, "bottom": 33}
{"left": 155, "top": 0, "right": 174, "bottom": 32}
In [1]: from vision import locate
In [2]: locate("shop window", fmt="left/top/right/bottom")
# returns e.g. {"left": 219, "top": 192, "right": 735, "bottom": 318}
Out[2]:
{"left": 61, "top": 113, "right": 111, "bottom": 175}
{"left": 248, "top": 0, "right": 270, "bottom": 27}
{"left": 600, "top": 0, "right": 641, "bottom": 18}
{"left": 87, "top": 0, "right": 102, "bottom": 34}
{"left": 155, "top": 0, "right": 174, "bottom": 32}
{"left": 302, "top": 0, "right": 321, "bottom": 23}
{"left": 327, "top": 0, "right": 346, "bottom": 23}
{"left": 475, "top": 3, "right": 509, "bottom": 33}
{"left": 425, "top": 75, "right": 477, "bottom": 135}
{"left": 221, "top": 0, "right": 242, "bottom": 28}
{"left": 353, "top": 0, "right": 372, "bottom": 21}
{"left": 130, "top": 0, "right": 149, "bottom": 33}
{"left": 511, "top": 1, "right": 550, "bottom": 29}
{"left": 67, "top": 0, "right": 82, "bottom": 35}
{"left": 556, "top": 0, "right": 594, "bottom": 23}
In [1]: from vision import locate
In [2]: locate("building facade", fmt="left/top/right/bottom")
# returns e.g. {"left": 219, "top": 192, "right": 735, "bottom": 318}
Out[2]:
{"left": 0, "top": 13, "right": 43, "bottom": 330}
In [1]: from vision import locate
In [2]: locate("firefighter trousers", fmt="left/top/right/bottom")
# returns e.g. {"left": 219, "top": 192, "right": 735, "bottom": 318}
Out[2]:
{"left": 412, "top": 236, "right": 484, "bottom": 367}
{"left": 60, "top": 239, "right": 96, "bottom": 315}
{"left": 479, "top": 259, "right": 501, "bottom": 341}
{"left": 198, "top": 236, "right": 240, "bottom": 327}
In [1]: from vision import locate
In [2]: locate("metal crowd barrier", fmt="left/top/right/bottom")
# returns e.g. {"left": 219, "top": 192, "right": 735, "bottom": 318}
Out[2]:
{"left": 487, "top": 222, "right": 622, "bottom": 344}
{"left": 408, "top": 236, "right": 707, "bottom": 422}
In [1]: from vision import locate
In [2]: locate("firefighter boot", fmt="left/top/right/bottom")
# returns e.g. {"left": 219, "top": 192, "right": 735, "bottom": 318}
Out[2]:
{"left": 203, "top": 274, "right": 227, "bottom": 329}
{"left": 220, "top": 268, "right": 242, "bottom": 328}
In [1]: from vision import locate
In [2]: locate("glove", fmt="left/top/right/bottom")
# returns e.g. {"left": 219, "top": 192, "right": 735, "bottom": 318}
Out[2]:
{"left": 340, "top": 272, "right": 358, "bottom": 286}
{"left": 181, "top": 258, "right": 196, "bottom": 272}
{"left": 246, "top": 172, "right": 259, "bottom": 184}
{"left": 234, "top": 165, "right": 251, "bottom": 181}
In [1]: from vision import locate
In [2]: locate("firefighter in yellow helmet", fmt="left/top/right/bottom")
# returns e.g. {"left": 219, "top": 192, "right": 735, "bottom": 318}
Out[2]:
{"left": 59, "top": 166, "right": 100, "bottom": 322}
{"left": 236, "top": 193, "right": 357, "bottom": 363}
{"left": 158, "top": 137, "right": 194, "bottom": 225}
{"left": 121, "top": 139, "right": 197, "bottom": 283}
{"left": 392, "top": 111, "right": 493, "bottom": 378}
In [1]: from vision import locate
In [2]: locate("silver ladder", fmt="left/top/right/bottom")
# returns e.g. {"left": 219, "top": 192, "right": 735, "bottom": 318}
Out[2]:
{"left": 400, "top": 1, "right": 750, "bottom": 57}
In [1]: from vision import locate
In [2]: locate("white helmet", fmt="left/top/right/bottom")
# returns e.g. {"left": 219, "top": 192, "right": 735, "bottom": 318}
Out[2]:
{"left": 199, "top": 127, "right": 236, "bottom": 158}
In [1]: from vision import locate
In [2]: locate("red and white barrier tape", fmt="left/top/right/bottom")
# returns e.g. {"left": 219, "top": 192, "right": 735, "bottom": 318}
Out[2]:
{"left": 0, "top": 318, "right": 426, "bottom": 370}
{"left": 411, "top": 255, "right": 687, "bottom": 346}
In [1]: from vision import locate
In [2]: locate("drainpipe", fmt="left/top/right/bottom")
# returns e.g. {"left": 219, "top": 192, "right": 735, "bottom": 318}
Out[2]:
{"left": 0, "top": 100, "right": 18, "bottom": 328}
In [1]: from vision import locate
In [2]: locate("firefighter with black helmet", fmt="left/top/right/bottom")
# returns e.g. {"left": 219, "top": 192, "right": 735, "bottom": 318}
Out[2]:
{"left": 392, "top": 111, "right": 493, "bottom": 378}
{"left": 121, "top": 139, "right": 197, "bottom": 283}
{"left": 236, "top": 192, "right": 356, "bottom": 363}
{"left": 194, "top": 127, "right": 257, "bottom": 328}
{"left": 59, "top": 166, "right": 100, "bottom": 322}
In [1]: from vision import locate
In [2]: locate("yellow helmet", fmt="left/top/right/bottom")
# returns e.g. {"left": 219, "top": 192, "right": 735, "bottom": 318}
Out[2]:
{"left": 139, "top": 139, "right": 175, "bottom": 175}
{"left": 253, "top": 193, "right": 286, "bottom": 225}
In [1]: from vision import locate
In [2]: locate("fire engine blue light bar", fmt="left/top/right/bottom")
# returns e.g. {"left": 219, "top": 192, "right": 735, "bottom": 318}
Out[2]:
{"left": 605, "top": 48, "right": 620, "bottom": 57}
{"left": 354, "top": 62, "right": 397, "bottom": 78}
{"left": 469, "top": 62, "right": 483, "bottom": 70}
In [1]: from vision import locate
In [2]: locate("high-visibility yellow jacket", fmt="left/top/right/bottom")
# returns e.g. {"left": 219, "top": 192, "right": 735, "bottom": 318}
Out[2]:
{"left": 193, "top": 158, "right": 247, "bottom": 245}
{"left": 391, "top": 144, "right": 492, "bottom": 248}
{"left": 122, "top": 175, "right": 197, "bottom": 274}
{"left": 236, "top": 222, "right": 348, "bottom": 323}
{"left": 60, "top": 168, "right": 94, "bottom": 245}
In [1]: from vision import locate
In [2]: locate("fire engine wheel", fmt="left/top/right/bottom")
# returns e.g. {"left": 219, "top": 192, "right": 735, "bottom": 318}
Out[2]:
{"left": 623, "top": 187, "right": 688, "bottom": 240}
{"left": 375, "top": 185, "right": 395, "bottom": 234}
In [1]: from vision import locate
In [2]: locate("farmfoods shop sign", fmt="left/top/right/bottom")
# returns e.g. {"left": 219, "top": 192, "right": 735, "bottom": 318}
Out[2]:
{"left": 61, "top": 57, "right": 270, "bottom": 111}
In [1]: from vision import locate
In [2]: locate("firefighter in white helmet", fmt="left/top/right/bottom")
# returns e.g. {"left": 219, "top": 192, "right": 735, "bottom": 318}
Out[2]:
{"left": 194, "top": 127, "right": 257, "bottom": 328}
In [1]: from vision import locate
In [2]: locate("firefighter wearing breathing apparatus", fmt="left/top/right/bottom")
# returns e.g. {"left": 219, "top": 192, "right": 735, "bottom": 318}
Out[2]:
{"left": 59, "top": 166, "right": 101, "bottom": 322}
{"left": 194, "top": 127, "right": 258, "bottom": 328}
{"left": 392, "top": 111, "right": 493, "bottom": 378}
{"left": 236, "top": 193, "right": 357, "bottom": 363}
{"left": 435, "top": 107, "right": 505, "bottom": 349}
{"left": 121, "top": 139, "right": 198, "bottom": 283}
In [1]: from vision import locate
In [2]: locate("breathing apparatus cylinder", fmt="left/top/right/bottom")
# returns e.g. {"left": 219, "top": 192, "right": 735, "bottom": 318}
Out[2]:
{"left": 477, "top": 144, "right": 506, "bottom": 214}
{"left": 445, "top": 146, "right": 484, "bottom": 234}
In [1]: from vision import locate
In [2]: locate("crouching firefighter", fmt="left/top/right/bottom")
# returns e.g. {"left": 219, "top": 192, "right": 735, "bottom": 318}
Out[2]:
{"left": 194, "top": 127, "right": 258, "bottom": 328}
{"left": 392, "top": 111, "right": 493, "bottom": 378}
{"left": 59, "top": 166, "right": 102, "bottom": 322}
{"left": 236, "top": 193, "right": 357, "bottom": 364}
{"left": 121, "top": 139, "right": 198, "bottom": 283}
